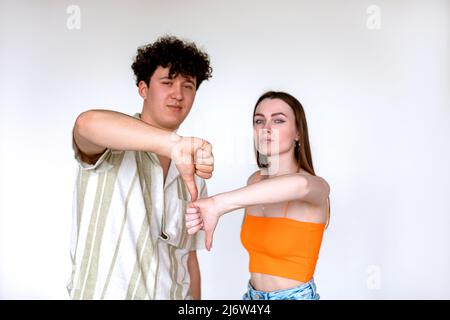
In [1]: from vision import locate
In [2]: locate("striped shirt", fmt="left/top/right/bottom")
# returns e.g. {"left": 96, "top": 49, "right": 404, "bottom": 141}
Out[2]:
{"left": 67, "top": 114, "right": 206, "bottom": 300}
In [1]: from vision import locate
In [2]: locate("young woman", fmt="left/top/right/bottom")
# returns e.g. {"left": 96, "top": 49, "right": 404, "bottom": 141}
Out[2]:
{"left": 186, "top": 91, "right": 330, "bottom": 300}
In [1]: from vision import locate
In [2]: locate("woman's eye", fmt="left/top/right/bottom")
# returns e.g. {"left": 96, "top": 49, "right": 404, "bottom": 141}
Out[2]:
{"left": 254, "top": 119, "right": 264, "bottom": 124}
{"left": 274, "top": 119, "right": 285, "bottom": 124}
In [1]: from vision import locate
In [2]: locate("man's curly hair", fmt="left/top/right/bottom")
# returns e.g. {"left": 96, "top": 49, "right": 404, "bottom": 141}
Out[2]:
{"left": 131, "top": 36, "right": 212, "bottom": 89}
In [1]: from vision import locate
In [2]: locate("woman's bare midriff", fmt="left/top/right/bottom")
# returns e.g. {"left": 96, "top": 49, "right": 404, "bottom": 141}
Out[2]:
{"left": 250, "top": 273, "right": 307, "bottom": 292}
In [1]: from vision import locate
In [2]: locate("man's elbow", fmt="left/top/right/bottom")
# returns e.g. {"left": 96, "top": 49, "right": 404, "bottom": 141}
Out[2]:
{"left": 73, "top": 110, "right": 106, "bottom": 160}
{"left": 74, "top": 110, "right": 97, "bottom": 138}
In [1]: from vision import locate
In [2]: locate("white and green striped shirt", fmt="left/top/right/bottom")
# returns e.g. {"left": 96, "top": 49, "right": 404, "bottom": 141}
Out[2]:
{"left": 68, "top": 115, "right": 206, "bottom": 300}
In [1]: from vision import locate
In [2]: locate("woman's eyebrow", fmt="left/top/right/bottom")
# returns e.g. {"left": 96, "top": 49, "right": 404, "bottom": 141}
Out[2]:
{"left": 271, "top": 112, "right": 287, "bottom": 117}
{"left": 254, "top": 112, "right": 287, "bottom": 118}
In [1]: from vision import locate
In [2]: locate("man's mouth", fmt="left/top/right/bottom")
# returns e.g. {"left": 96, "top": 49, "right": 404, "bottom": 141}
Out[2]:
{"left": 167, "top": 105, "right": 182, "bottom": 110}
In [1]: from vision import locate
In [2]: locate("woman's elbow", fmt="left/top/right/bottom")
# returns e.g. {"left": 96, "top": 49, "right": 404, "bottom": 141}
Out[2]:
{"left": 295, "top": 175, "right": 310, "bottom": 198}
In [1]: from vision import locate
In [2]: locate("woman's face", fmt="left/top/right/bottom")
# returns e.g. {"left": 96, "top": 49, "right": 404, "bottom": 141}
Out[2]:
{"left": 253, "top": 98, "right": 298, "bottom": 157}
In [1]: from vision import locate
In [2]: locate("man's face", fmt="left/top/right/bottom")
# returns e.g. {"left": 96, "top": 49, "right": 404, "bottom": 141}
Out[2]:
{"left": 140, "top": 66, "right": 197, "bottom": 130}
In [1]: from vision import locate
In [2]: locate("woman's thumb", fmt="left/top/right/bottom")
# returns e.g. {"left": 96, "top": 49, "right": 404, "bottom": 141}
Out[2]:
{"left": 206, "top": 229, "right": 214, "bottom": 251}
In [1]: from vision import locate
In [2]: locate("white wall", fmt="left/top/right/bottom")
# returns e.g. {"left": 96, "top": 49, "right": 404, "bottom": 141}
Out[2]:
{"left": 0, "top": 0, "right": 449, "bottom": 299}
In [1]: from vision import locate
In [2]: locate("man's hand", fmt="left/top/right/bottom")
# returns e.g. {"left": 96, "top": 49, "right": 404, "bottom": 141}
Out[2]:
{"left": 171, "top": 136, "right": 214, "bottom": 201}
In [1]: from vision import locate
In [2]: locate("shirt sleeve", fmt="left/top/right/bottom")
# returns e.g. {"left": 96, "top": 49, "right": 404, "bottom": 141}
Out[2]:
{"left": 72, "top": 136, "right": 112, "bottom": 172}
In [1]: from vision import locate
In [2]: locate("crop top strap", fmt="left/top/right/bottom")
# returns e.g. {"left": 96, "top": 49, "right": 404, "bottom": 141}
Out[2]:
{"left": 283, "top": 201, "right": 291, "bottom": 218}
{"left": 283, "top": 167, "right": 301, "bottom": 217}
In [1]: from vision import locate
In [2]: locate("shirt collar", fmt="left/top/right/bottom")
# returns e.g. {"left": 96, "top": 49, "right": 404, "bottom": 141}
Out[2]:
{"left": 133, "top": 112, "right": 180, "bottom": 189}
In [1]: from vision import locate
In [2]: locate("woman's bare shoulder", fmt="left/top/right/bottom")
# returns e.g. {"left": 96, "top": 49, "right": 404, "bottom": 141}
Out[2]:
{"left": 298, "top": 171, "right": 330, "bottom": 196}
{"left": 246, "top": 170, "right": 262, "bottom": 185}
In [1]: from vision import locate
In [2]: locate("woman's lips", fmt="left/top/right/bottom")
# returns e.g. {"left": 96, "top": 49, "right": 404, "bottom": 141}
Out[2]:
{"left": 259, "top": 138, "right": 273, "bottom": 144}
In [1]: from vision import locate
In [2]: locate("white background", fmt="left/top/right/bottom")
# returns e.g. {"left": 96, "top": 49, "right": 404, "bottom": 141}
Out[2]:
{"left": 0, "top": 0, "right": 449, "bottom": 299}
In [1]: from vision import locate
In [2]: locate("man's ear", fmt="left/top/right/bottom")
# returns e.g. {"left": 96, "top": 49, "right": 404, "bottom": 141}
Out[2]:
{"left": 138, "top": 81, "right": 149, "bottom": 99}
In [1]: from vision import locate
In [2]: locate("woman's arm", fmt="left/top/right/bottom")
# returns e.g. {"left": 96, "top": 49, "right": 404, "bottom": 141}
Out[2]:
{"left": 186, "top": 171, "right": 329, "bottom": 250}
{"left": 214, "top": 173, "right": 330, "bottom": 215}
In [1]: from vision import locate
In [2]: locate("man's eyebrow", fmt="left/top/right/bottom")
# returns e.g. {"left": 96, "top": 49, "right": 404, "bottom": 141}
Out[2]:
{"left": 158, "top": 76, "right": 196, "bottom": 85}
{"left": 184, "top": 78, "right": 196, "bottom": 85}
{"left": 254, "top": 112, "right": 287, "bottom": 117}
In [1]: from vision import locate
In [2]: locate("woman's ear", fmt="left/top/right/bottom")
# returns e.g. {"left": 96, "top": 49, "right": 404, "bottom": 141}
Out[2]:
{"left": 295, "top": 128, "right": 300, "bottom": 141}
{"left": 138, "top": 81, "right": 148, "bottom": 99}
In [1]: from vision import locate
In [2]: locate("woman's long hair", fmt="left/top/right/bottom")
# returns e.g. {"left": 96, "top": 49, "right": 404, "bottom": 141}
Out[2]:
{"left": 252, "top": 91, "right": 330, "bottom": 227}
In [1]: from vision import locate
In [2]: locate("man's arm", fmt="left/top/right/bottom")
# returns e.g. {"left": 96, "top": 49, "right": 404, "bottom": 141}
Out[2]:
{"left": 187, "top": 250, "right": 201, "bottom": 300}
{"left": 73, "top": 110, "right": 177, "bottom": 161}
{"left": 73, "top": 109, "right": 214, "bottom": 200}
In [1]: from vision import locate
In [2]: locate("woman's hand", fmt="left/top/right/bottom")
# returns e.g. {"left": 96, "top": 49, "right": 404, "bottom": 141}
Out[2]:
{"left": 185, "top": 196, "right": 223, "bottom": 251}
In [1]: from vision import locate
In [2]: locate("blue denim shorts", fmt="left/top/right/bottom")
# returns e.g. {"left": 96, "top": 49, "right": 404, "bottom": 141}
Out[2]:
{"left": 242, "top": 278, "right": 320, "bottom": 300}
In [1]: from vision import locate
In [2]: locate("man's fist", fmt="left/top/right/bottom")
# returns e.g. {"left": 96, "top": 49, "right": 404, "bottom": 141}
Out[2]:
{"left": 171, "top": 136, "right": 214, "bottom": 201}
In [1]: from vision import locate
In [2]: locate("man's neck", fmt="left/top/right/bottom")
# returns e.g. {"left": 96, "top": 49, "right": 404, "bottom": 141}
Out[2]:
{"left": 140, "top": 108, "right": 160, "bottom": 127}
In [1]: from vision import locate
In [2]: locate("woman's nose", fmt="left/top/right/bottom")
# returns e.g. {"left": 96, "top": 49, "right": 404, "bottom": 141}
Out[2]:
{"left": 263, "top": 123, "right": 272, "bottom": 132}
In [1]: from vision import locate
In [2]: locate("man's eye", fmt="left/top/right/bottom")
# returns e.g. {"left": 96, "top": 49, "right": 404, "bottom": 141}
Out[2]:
{"left": 162, "top": 82, "right": 172, "bottom": 86}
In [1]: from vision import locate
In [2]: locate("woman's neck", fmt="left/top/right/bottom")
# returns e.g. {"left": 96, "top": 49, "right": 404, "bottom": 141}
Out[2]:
{"left": 263, "top": 152, "right": 299, "bottom": 177}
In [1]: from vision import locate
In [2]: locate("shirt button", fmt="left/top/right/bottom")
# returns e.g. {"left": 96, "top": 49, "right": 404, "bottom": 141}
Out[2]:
{"left": 254, "top": 294, "right": 260, "bottom": 300}
{"left": 160, "top": 233, "right": 169, "bottom": 240}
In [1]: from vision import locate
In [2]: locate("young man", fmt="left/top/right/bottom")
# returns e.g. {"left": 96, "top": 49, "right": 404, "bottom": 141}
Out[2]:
{"left": 68, "top": 36, "right": 214, "bottom": 300}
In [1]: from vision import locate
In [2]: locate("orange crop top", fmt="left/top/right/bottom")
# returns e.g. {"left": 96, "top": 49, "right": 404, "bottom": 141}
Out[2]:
{"left": 240, "top": 201, "right": 326, "bottom": 283}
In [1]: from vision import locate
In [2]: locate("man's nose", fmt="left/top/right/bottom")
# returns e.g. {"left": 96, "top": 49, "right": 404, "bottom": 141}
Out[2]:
{"left": 171, "top": 83, "right": 183, "bottom": 101}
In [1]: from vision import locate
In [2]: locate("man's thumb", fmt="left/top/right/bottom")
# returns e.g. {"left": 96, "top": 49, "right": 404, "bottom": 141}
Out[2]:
{"left": 184, "top": 177, "right": 198, "bottom": 202}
